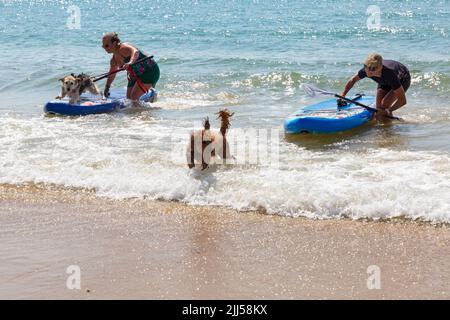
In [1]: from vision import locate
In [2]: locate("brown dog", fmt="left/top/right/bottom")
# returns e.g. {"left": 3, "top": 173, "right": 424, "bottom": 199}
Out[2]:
{"left": 186, "top": 109, "right": 235, "bottom": 170}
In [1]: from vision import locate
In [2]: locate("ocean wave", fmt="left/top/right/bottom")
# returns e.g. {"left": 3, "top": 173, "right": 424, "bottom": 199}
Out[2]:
{"left": 157, "top": 80, "right": 241, "bottom": 110}
{"left": 0, "top": 114, "right": 450, "bottom": 224}
{"left": 411, "top": 72, "right": 450, "bottom": 92}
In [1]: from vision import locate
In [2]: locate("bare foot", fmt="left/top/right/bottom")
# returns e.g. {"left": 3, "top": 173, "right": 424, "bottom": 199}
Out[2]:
{"left": 376, "top": 109, "right": 391, "bottom": 122}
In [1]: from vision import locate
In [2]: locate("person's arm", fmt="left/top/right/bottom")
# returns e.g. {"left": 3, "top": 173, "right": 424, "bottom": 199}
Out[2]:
{"left": 341, "top": 74, "right": 361, "bottom": 97}
{"left": 104, "top": 58, "right": 119, "bottom": 97}
{"left": 119, "top": 43, "right": 139, "bottom": 66}
{"left": 128, "top": 48, "right": 139, "bottom": 65}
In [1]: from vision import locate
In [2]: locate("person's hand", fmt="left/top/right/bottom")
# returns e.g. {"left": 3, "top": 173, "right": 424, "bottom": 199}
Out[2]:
{"left": 121, "top": 62, "right": 131, "bottom": 70}
{"left": 103, "top": 85, "right": 110, "bottom": 98}
{"left": 337, "top": 98, "right": 347, "bottom": 108}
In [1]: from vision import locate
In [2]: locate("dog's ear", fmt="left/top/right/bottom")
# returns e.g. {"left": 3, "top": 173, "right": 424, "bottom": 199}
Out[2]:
{"left": 203, "top": 117, "right": 210, "bottom": 130}
{"left": 59, "top": 78, "right": 64, "bottom": 82}
{"left": 71, "top": 73, "right": 75, "bottom": 77}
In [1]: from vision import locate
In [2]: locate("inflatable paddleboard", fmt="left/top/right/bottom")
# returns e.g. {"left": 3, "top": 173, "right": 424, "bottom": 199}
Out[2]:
{"left": 284, "top": 95, "right": 375, "bottom": 134}
{"left": 44, "top": 89, "right": 156, "bottom": 116}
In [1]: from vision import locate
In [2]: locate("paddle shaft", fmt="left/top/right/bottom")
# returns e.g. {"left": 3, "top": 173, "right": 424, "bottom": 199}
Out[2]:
{"left": 333, "top": 93, "right": 401, "bottom": 121}
{"left": 92, "top": 55, "right": 154, "bottom": 83}
{"left": 92, "top": 68, "right": 124, "bottom": 82}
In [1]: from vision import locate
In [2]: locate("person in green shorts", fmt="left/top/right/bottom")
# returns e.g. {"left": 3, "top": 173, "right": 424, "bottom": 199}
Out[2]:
{"left": 102, "top": 32, "right": 160, "bottom": 101}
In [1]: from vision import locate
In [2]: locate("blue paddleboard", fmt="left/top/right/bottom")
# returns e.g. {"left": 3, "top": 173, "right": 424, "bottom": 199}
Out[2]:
{"left": 44, "top": 89, "right": 156, "bottom": 116}
{"left": 284, "top": 95, "right": 375, "bottom": 134}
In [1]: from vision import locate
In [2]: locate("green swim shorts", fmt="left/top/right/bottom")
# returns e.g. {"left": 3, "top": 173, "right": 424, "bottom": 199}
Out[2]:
{"left": 127, "top": 58, "right": 160, "bottom": 88}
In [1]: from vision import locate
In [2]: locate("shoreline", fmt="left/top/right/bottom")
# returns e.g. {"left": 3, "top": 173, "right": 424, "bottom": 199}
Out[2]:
{"left": 2, "top": 182, "right": 448, "bottom": 226}
{"left": 1, "top": 183, "right": 449, "bottom": 299}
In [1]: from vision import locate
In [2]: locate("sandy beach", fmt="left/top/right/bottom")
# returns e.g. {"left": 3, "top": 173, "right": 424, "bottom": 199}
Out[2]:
{"left": 2, "top": 0, "right": 450, "bottom": 304}
{"left": 1, "top": 183, "right": 449, "bottom": 299}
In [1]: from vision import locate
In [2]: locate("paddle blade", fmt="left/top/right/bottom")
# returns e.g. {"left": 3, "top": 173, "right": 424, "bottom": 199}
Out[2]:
{"left": 301, "top": 84, "right": 334, "bottom": 98}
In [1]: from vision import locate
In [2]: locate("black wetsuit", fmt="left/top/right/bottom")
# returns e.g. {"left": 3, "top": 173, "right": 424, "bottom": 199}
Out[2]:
{"left": 358, "top": 60, "right": 411, "bottom": 92}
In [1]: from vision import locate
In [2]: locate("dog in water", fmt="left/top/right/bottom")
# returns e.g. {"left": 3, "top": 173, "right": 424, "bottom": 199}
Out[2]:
{"left": 186, "top": 109, "right": 235, "bottom": 170}
{"left": 56, "top": 73, "right": 101, "bottom": 104}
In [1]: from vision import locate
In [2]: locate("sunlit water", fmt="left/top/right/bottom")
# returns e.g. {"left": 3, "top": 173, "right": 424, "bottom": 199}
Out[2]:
{"left": 1, "top": 0, "right": 449, "bottom": 222}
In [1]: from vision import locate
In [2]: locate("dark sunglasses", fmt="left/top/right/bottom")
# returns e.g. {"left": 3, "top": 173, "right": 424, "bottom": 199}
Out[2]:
{"left": 364, "top": 64, "right": 378, "bottom": 72}
{"left": 102, "top": 44, "right": 110, "bottom": 49}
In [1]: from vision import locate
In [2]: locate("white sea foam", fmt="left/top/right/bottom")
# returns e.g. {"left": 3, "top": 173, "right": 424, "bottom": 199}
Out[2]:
{"left": 1, "top": 114, "right": 449, "bottom": 224}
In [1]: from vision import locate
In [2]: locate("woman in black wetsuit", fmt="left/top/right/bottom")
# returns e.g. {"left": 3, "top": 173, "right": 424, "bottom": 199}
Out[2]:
{"left": 342, "top": 53, "right": 411, "bottom": 120}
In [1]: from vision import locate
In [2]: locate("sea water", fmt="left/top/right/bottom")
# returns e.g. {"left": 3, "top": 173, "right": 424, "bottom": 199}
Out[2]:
{"left": 0, "top": 0, "right": 449, "bottom": 222}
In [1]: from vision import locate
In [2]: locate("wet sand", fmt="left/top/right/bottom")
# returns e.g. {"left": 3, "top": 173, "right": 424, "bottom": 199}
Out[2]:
{"left": 0, "top": 184, "right": 449, "bottom": 299}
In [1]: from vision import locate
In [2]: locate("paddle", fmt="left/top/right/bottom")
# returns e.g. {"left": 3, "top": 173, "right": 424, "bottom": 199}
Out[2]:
{"left": 91, "top": 55, "right": 154, "bottom": 83}
{"left": 301, "top": 84, "right": 403, "bottom": 121}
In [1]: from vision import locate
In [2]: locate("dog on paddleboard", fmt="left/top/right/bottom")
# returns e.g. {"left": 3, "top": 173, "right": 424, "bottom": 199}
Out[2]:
{"left": 186, "top": 109, "right": 235, "bottom": 170}
{"left": 56, "top": 73, "right": 101, "bottom": 105}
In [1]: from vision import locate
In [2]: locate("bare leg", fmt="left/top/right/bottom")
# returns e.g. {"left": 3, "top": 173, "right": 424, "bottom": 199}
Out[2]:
{"left": 130, "top": 82, "right": 153, "bottom": 101}
{"left": 381, "top": 90, "right": 398, "bottom": 109}
{"left": 380, "top": 90, "right": 402, "bottom": 119}
{"left": 376, "top": 88, "right": 388, "bottom": 108}
{"left": 126, "top": 86, "right": 133, "bottom": 99}
{"left": 376, "top": 89, "right": 396, "bottom": 120}
{"left": 389, "top": 96, "right": 407, "bottom": 112}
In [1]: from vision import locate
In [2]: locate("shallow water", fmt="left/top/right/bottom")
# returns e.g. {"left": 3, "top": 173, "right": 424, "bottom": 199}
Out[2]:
{"left": 0, "top": 0, "right": 449, "bottom": 222}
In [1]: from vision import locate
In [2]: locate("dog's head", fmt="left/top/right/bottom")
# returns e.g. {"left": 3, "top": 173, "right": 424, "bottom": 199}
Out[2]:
{"left": 59, "top": 75, "right": 80, "bottom": 94}
{"left": 76, "top": 73, "right": 90, "bottom": 82}
{"left": 76, "top": 73, "right": 97, "bottom": 90}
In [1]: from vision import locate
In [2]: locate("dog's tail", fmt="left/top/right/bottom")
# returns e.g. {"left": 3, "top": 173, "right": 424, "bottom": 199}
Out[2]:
{"left": 215, "top": 109, "right": 234, "bottom": 162}
{"left": 216, "top": 109, "right": 234, "bottom": 136}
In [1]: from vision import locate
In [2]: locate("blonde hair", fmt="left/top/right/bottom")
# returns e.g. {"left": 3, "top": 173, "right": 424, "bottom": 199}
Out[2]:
{"left": 364, "top": 53, "right": 383, "bottom": 69}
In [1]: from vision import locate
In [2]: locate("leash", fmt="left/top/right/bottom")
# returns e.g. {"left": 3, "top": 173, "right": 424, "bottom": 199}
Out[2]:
{"left": 91, "top": 55, "right": 154, "bottom": 83}
{"left": 126, "top": 64, "right": 149, "bottom": 94}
